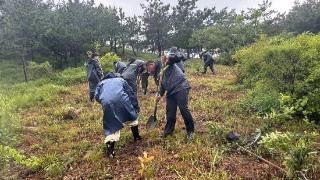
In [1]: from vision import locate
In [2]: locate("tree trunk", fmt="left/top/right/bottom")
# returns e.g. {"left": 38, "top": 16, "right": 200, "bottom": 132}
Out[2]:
{"left": 122, "top": 43, "right": 125, "bottom": 54}
{"left": 152, "top": 43, "right": 155, "bottom": 54}
{"left": 114, "top": 38, "right": 118, "bottom": 54}
{"left": 156, "top": 32, "right": 162, "bottom": 57}
{"left": 131, "top": 45, "right": 137, "bottom": 56}
{"left": 110, "top": 38, "right": 114, "bottom": 52}
{"left": 21, "top": 47, "right": 28, "bottom": 82}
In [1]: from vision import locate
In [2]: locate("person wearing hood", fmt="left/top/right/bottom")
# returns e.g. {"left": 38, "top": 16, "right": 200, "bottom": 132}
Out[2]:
{"left": 154, "top": 55, "right": 195, "bottom": 139}
{"left": 113, "top": 60, "right": 126, "bottom": 74}
{"left": 141, "top": 59, "right": 162, "bottom": 95}
{"left": 168, "top": 47, "right": 187, "bottom": 73}
{"left": 86, "top": 52, "right": 104, "bottom": 102}
{"left": 121, "top": 58, "right": 145, "bottom": 94}
{"left": 202, "top": 51, "right": 215, "bottom": 74}
{"left": 95, "top": 72, "right": 142, "bottom": 158}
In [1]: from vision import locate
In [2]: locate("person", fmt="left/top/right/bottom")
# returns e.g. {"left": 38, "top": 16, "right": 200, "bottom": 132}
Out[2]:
{"left": 86, "top": 52, "right": 104, "bottom": 102}
{"left": 121, "top": 58, "right": 145, "bottom": 94}
{"left": 113, "top": 60, "right": 126, "bottom": 74}
{"left": 168, "top": 47, "right": 187, "bottom": 73}
{"left": 202, "top": 51, "right": 215, "bottom": 74}
{"left": 141, "top": 58, "right": 162, "bottom": 95}
{"left": 95, "top": 72, "right": 142, "bottom": 158}
{"left": 156, "top": 54, "right": 195, "bottom": 139}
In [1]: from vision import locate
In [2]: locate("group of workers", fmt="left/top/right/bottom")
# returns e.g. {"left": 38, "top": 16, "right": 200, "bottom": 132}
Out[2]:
{"left": 86, "top": 48, "right": 217, "bottom": 158}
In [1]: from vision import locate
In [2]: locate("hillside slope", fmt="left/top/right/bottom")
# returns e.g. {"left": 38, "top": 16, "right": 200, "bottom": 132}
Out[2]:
{"left": 2, "top": 60, "right": 316, "bottom": 179}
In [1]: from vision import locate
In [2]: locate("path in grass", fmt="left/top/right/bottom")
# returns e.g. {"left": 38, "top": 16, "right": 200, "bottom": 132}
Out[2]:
{"left": 12, "top": 62, "right": 281, "bottom": 179}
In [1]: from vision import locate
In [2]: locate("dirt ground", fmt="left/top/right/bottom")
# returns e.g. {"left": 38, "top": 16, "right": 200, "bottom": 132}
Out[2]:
{"left": 2, "top": 64, "right": 288, "bottom": 179}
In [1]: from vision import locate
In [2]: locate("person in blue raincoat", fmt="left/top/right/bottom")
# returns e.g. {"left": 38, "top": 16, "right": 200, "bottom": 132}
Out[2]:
{"left": 155, "top": 55, "right": 195, "bottom": 139}
{"left": 95, "top": 72, "right": 142, "bottom": 158}
{"left": 121, "top": 58, "right": 145, "bottom": 94}
{"left": 141, "top": 59, "right": 162, "bottom": 95}
{"left": 86, "top": 52, "right": 104, "bottom": 102}
{"left": 202, "top": 51, "right": 215, "bottom": 74}
{"left": 168, "top": 47, "right": 187, "bottom": 73}
{"left": 113, "top": 60, "right": 127, "bottom": 74}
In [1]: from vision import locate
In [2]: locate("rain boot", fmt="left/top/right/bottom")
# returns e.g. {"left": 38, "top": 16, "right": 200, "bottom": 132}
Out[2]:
{"left": 106, "top": 141, "right": 116, "bottom": 158}
{"left": 131, "top": 125, "right": 142, "bottom": 142}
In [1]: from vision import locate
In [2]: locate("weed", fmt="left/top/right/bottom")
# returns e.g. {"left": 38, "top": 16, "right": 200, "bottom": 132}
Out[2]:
{"left": 258, "top": 131, "right": 319, "bottom": 178}
{"left": 0, "top": 145, "right": 43, "bottom": 171}
{"left": 138, "top": 151, "right": 155, "bottom": 179}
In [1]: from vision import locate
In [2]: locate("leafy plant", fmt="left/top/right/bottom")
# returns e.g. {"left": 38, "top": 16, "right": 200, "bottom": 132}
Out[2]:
{"left": 235, "top": 33, "right": 320, "bottom": 121}
{"left": 99, "top": 52, "right": 120, "bottom": 73}
{"left": 258, "top": 131, "right": 294, "bottom": 156}
{"left": 284, "top": 138, "right": 317, "bottom": 178}
{"left": 0, "top": 145, "right": 43, "bottom": 171}
{"left": 206, "top": 122, "right": 225, "bottom": 138}
{"left": 27, "top": 61, "right": 54, "bottom": 80}
{"left": 258, "top": 131, "right": 318, "bottom": 178}
{"left": 138, "top": 151, "right": 155, "bottom": 179}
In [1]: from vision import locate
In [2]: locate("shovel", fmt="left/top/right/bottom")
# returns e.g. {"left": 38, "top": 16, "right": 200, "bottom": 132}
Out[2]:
{"left": 145, "top": 64, "right": 168, "bottom": 131}
{"left": 146, "top": 98, "right": 159, "bottom": 131}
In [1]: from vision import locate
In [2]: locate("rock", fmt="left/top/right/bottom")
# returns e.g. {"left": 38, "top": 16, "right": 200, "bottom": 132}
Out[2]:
{"left": 63, "top": 107, "right": 81, "bottom": 120}
{"left": 226, "top": 131, "right": 240, "bottom": 142}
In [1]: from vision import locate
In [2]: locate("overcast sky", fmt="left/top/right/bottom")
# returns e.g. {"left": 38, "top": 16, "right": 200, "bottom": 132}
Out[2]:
{"left": 96, "top": 0, "right": 299, "bottom": 16}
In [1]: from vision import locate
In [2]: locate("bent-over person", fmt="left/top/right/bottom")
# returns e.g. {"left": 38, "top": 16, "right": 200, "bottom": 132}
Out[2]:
{"left": 95, "top": 73, "right": 142, "bottom": 158}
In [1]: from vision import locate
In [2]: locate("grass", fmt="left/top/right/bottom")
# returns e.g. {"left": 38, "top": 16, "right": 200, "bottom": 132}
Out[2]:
{"left": 0, "top": 59, "right": 319, "bottom": 179}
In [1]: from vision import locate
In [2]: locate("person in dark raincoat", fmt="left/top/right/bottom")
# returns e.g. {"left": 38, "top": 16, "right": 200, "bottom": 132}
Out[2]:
{"left": 113, "top": 60, "right": 126, "bottom": 74}
{"left": 141, "top": 59, "right": 162, "bottom": 95}
{"left": 202, "top": 51, "right": 215, "bottom": 74}
{"left": 168, "top": 47, "right": 187, "bottom": 73}
{"left": 86, "top": 52, "right": 104, "bottom": 102}
{"left": 95, "top": 72, "right": 142, "bottom": 158}
{"left": 121, "top": 58, "right": 145, "bottom": 94}
{"left": 156, "top": 55, "right": 195, "bottom": 139}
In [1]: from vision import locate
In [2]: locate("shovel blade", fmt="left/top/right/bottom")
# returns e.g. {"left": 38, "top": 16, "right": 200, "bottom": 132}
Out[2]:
{"left": 146, "top": 115, "right": 158, "bottom": 130}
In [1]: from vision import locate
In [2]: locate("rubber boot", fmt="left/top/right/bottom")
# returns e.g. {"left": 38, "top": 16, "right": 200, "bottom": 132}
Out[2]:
{"left": 187, "top": 131, "right": 194, "bottom": 140}
{"left": 106, "top": 141, "right": 116, "bottom": 158}
{"left": 131, "top": 126, "right": 142, "bottom": 142}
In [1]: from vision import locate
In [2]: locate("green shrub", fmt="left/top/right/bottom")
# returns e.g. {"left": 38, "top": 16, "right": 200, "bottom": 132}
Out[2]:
{"left": 258, "top": 131, "right": 318, "bottom": 178}
{"left": 284, "top": 138, "right": 318, "bottom": 178}
{"left": 215, "top": 53, "right": 236, "bottom": 66}
{"left": 99, "top": 52, "right": 119, "bottom": 73}
{"left": 258, "top": 131, "right": 294, "bottom": 157}
{"left": 240, "top": 82, "right": 280, "bottom": 115}
{"left": 235, "top": 33, "right": 320, "bottom": 120}
{"left": 27, "top": 61, "right": 54, "bottom": 80}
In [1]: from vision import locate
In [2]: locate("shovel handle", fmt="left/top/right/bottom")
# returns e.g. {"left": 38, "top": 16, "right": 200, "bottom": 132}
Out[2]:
{"left": 153, "top": 99, "right": 159, "bottom": 117}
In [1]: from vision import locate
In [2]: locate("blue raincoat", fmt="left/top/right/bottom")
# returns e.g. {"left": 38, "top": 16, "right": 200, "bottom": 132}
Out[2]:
{"left": 95, "top": 74, "right": 139, "bottom": 136}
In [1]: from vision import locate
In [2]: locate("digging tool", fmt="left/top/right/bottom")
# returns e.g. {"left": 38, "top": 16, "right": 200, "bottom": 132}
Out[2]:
{"left": 146, "top": 64, "right": 169, "bottom": 131}
{"left": 146, "top": 97, "right": 159, "bottom": 130}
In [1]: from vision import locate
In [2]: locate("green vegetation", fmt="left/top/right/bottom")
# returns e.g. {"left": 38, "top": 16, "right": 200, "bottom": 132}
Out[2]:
{"left": 235, "top": 33, "right": 320, "bottom": 122}
{"left": 0, "top": 57, "right": 319, "bottom": 179}
{"left": 0, "top": 0, "right": 320, "bottom": 179}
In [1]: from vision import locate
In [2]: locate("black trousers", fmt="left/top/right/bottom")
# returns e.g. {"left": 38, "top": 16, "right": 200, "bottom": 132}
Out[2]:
{"left": 164, "top": 89, "right": 195, "bottom": 135}
{"left": 141, "top": 73, "right": 149, "bottom": 94}
{"left": 204, "top": 63, "right": 214, "bottom": 73}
